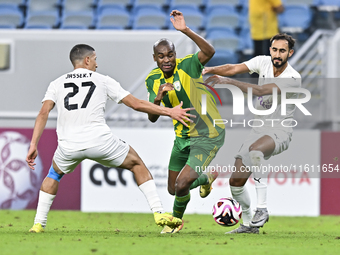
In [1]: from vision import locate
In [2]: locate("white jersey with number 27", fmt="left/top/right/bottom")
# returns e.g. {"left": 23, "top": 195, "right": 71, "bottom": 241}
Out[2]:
{"left": 42, "top": 68, "right": 130, "bottom": 150}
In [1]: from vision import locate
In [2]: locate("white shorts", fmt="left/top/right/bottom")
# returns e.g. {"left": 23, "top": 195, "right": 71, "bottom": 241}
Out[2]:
{"left": 235, "top": 129, "right": 292, "bottom": 167}
{"left": 53, "top": 134, "right": 130, "bottom": 174}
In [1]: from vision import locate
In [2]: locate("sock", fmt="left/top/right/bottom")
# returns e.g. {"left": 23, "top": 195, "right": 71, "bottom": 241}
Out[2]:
{"left": 138, "top": 180, "right": 164, "bottom": 213}
{"left": 250, "top": 150, "right": 268, "bottom": 209}
{"left": 34, "top": 190, "right": 56, "bottom": 228}
{"left": 254, "top": 174, "right": 268, "bottom": 209}
{"left": 173, "top": 193, "right": 191, "bottom": 219}
{"left": 230, "top": 185, "right": 251, "bottom": 227}
{"left": 189, "top": 174, "right": 208, "bottom": 190}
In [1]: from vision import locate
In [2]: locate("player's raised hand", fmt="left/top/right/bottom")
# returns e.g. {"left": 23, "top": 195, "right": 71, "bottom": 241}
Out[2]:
{"left": 170, "top": 10, "right": 186, "bottom": 31}
{"left": 26, "top": 145, "right": 38, "bottom": 170}
{"left": 204, "top": 74, "right": 226, "bottom": 87}
{"left": 170, "top": 101, "right": 196, "bottom": 127}
{"left": 156, "top": 83, "right": 174, "bottom": 101}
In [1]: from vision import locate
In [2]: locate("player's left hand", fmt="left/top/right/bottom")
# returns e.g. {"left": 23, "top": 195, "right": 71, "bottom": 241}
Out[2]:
{"left": 26, "top": 145, "right": 38, "bottom": 170}
{"left": 170, "top": 101, "right": 196, "bottom": 127}
{"left": 170, "top": 10, "right": 187, "bottom": 31}
{"left": 204, "top": 75, "right": 229, "bottom": 87}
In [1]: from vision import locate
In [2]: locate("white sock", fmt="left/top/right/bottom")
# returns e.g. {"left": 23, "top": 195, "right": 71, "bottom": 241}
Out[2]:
{"left": 230, "top": 185, "right": 251, "bottom": 227}
{"left": 34, "top": 190, "right": 56, "bottom": 228}
{"left": 250, "top": 150, "right": 268, "bottom": 209}
{"left": 138, "top": 180, "right": 164, "bottom": 213}
{"left": 254, "top": 175, "right": 268, "bottom": 209}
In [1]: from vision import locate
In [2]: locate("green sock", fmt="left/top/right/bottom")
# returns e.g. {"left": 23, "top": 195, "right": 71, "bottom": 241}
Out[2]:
{"left": 189, "top": 174, "right": 208, "bottom": 190}
{"left": 173, "top": 193, "right": 191, "bottom": 219}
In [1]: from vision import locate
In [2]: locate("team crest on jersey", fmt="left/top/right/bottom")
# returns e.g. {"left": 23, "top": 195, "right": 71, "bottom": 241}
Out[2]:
{"left": 174, "top": 81, "right": 181, "bottom": 91}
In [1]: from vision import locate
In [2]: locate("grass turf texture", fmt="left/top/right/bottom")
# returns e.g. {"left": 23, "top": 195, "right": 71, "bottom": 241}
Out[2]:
{"left": 1, "top": 210, "right": 340, "bottom": 255}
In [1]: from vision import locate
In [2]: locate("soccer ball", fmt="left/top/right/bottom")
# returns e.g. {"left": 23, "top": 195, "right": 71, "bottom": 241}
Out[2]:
{"left": 212, "top": 197, "right": 242, "bottom": 227}
{"left": 0, "top": 131, "right": 43, "bottom": 209}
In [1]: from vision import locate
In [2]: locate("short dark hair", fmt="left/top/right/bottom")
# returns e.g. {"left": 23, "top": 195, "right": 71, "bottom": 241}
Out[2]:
{"left": 270, "top": 33, "right": 295, "bottom": 50}
{"left": 153, "top": 38, "right": 175, "bottom": 53}
{"left": 69, "top": 44, "right": 95, "bottom": 66}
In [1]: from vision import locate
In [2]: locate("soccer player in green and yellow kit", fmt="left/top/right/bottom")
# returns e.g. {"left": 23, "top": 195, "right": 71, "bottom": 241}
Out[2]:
{"left": 145, "top": 10, "right": 225, "bottom": 233}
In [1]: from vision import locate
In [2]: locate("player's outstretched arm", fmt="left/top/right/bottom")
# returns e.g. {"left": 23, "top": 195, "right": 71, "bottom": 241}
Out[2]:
{"left": 121, "top": 94, "right": 195, "bottom": 127}
{"left": 202, "top": 63, "right": 250, "bottom": 77}
{"left": 26, "top": 100, "right": 55, "bottom": 170}
{"left": 204, "top": 75, "right": 281, "bottom": 96}
{"left": 170, "top": 10, "right": 214, "bottom": 65}
{"left": 148, "top": 83, "right": 174, "bottom": 123}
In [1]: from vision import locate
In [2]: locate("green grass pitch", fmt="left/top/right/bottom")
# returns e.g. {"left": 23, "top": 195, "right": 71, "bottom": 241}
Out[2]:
{"left": 1, "top": 210, "right": 340, "bottom": 255}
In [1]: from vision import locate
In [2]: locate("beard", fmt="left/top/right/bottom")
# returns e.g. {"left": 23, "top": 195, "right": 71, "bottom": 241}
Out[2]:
{"left": 272, "top": 57, "right": 288, "bottom": 68}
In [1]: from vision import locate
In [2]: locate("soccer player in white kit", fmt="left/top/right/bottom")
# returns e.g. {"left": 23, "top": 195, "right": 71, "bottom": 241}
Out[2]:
{"left": 202, "top": 33, "right": 301, "bottom": 234}
{"left": 26, "top": 44, "right": 195, "bottom": 233}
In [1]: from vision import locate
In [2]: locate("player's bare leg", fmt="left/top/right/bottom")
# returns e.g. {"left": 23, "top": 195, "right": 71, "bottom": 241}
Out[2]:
{"left": 167, "top": 170, "right": 180, "bottom": 195}
{"left": 30, "top": 161, "right": 64, "bottom": 233}
{"left": 119, "top": 146, "right": 182, "bottom": 228}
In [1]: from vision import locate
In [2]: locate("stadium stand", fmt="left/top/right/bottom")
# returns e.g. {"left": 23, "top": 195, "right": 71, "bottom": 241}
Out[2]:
{"left": 0, "top": 0, "right": 330, "bottom": 65}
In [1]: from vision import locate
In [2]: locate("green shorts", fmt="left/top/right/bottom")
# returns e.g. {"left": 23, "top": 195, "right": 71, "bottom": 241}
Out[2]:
{"left": 168, "top": 130, "right": 225, "bottom": 175}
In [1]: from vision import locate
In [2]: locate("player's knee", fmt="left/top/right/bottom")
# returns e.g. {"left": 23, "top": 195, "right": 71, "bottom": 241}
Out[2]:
{"left": 47, "top": 165, "right": 64, "bottom": 182}
{"left": 249, "top": 145, "right": 258, "bottom": 152}
{"left": 175, "top": 178, "right": 190, "bottom": 194}
{"left": 167, "top": 186, "right": 175, "bottom": 196}
{"left": 229, "top": 178, "right": 244, "bottom": 187}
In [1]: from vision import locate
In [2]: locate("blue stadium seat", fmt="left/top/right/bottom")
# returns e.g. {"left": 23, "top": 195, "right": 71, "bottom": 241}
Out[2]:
{"left": 169, "top": 0, "right": 204, "bottom": 7}
{"left": 132, "top": 6, "right": 167, "bottom": 29}
{"left": 279, "top": 4, "right": 313, "bottom": 33}
{"left": 97, "top": 0, "right": 134, "bottom": 7}
{"left": 132, "top": 0, "right": 168, "bottom": 14}
{"left": 0, "top": 4, "right": 24, "bottom": 28}
{"left": 26, "top": 0, "right": 61, "bottom": 12}
{"left": 206, "top": 27, "right": 240, "bottom": 51}
{"left": 0, "top": 0, "right": 25, "bottom": 5}
{"left": 59, "top": 25, "right": 89, "bottom": 29}
{"left": 239, "top": 26, "right": 254, "bottom": 55}
{"left": 168, "top": 4, "right": 203, "bottom": 31}
{"left": 205, "top": 0, "right": 241, "bottom": 9}
{"left": 316, "top": 0, "right": 340, "bottom": 11}
{"left": 61, "top": 0, "right": 96, "bottom": 12}
{"left": 239, "top": 4, "right": 249, "bottom": 28}
{"left": 95, "top": 5, "right": 130, "bottom": 29}
{"left": 60, "top": 11, "right": 95, "bottom": 29}
{"left": 206, "top": 49, "right": 238, "bottom": 66}
{"left": 97, "top": 0, "right": 134, "bottom": 10}
{"left": 283, "top": 0, "right": 316, "bottom": 5}
{"left": 24, "top": 24, "right": 54, "bottom": 29}
{"left": 25, "top": 10, "right": 60, "bottom": 29}
{"left": 205, "top": 3, "right": 237, "bottom": 15}
{"left": 205, "top": 6, "right": 240, "bottom": 30}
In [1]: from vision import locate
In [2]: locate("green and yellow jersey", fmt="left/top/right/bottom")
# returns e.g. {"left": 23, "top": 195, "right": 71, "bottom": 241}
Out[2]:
{"left": 145, "top": 52, "right": 225, "bottom": 138}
